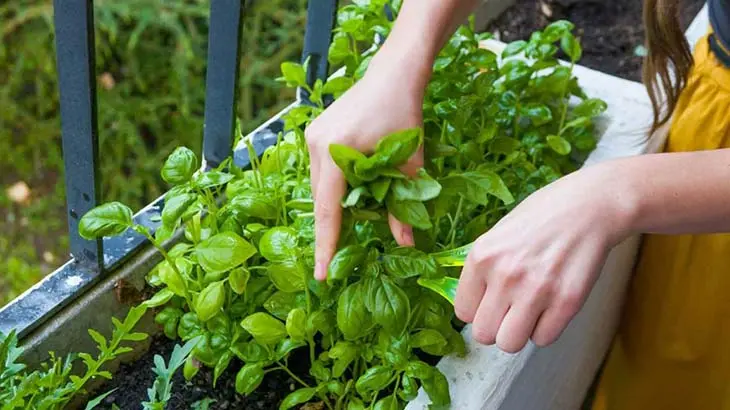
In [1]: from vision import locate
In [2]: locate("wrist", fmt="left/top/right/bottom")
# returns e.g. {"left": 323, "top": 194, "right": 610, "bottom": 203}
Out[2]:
{"left": 591, "top": 160, "right": 643, "bottom": 245}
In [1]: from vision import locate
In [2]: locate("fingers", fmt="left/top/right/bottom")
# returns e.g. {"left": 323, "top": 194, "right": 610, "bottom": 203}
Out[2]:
{"left": 309, "top": 148, "right": 320, "bottom": 200}
{"left": 313, "top": 159, "right": 346, "bottom": 281}
{"left": 496, "top": 301, "right": 544, "bottom": 353}
{"left": 470, "top": 285, "right": 510, "bottom": 346}
{"left": 454, "top": 252, "right": 486, "bottom": 323}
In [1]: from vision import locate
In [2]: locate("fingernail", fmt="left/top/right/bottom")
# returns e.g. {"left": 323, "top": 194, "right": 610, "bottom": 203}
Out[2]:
{"left": 315, "top": 262, "right": 327, "bottom": 281}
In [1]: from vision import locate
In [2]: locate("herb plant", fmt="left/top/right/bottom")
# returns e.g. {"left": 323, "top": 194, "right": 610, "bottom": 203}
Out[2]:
{"left": 74, "top": 1, "right": 606, "bottom": 409}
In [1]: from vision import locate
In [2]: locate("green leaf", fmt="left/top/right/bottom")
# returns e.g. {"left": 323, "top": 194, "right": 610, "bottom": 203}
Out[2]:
{"left": 347, "top": 398, "right": 366, "bottom": 410}
{"left": 329, "top": 341, "right": 358, "bottom": 378}
{"left": 373, "top": 396, "right": 399, "bottom": 410}
{"left": 195, "top": 281, "right": 225, "bottom": 322}
{"left": 411, "top": 329, "right": 448, "bottom": 351}
{"left": 193, "top": 171, "right": 234, "bottom": 190}
{"left": 322, "top": 76, "right": 354, "bottom": 96}
{"left": 259, "top": 227, "right": 298, "bottom": 262}
{"left": 85, "top": 389, "right": 117, "bottom": 410}
{"left": 337, "top": 283, "right": 371, "bottom": 340}
{"left": 572, "top": 98, "right": 607, "bottom": 118}
{"left": 391, "top": 170, "right": 442, "bottom": 202}
{"left": 213, "top": 351, "right": 233, "bottom": 387}
{"left": 280, "top": 61, "right": 307, "bottom": 87}
{"left": 543, "top": 20, "right": 575, "bottom": 42}
{"left": 87, "top": 329, "right": 107, "bottom": 351}
{"left": 143, "top": 288, "right": 175, "bottom": 308}
{"left": 520, "top": 103, "right": 553, "bottom": 126}
{"left": 371, "top": 277, "right": 410, "bottom": 335}
{"left": 371, "top": 128, "right": 422, "bottom": 168}
{"left": 355, "top": 365, "right": 393, "bottom": 396}
{"left": 382, "top": 247, "right": 440, "bottom": 279}
{"left": 230, "top": 192, "right": 279, "bottom": 220}
{"left": 159, "top": 261, "right": 187, "bottom": 297}
{"left": 184, "top": 356, "right": 200, "bottom": 381}
{"left": 417, "top": 277, "right": 459, "bottom": 306}
{"left": 162, "top": 192, "right": 197, "bottom": 227}
{"left": 276, "top": 338, "right": 306, "bottom": 359}
{"left": 268, "top": 260, "right": 305, "bottom": 293}
{"left": 385, "top": 194, "right": 432, "bottom": 230}
{"left": 286, "top": 308, "right": 307, "bottom": 341}
{"left": 264, "top": 291, "right": 305, "bottom": 320}
{"left": 399, "top": 375, "right": 418, "bottom": 401}
{"left": 561, "top": 32, "right": 582, "bottom": 62}
{"left": 369, "top": 178, "right": 392, "bottom": 203}
{"left": 229, "top": 267, "right": 250, "bottom": 295}
{"left": 422, "top": 368, "right": 451, "bottom": 406}
{"left": 196, "top": 232, "right": 257, "bottom": 274}
{"left": 78, "top": 202, "right": 133, "bottom": 239}
{"left": 241, "top": 312, "right": 287, "bottom": 345}
{"left": 546, "top": 135, "right": 572, "bottom": 155}
{"left": 501, "top": 40, "right": 528, "bottom": 58}
{"left": 279, "top": 387, "right": 317, "bottom": 410}
{"left": 354, "top": 55, "right": 373, "bottom": 79}
{"left": 440, "top": 171, "right": 514, "bottom": 205}
{"left": 235, "top": 363, "right": 264, "bottom": 395}
{"left": 327, "top": 244, "right": 368, "bottom": 283}
{"left": 342, "top": 186, "right": 369, "bottom": 208}
{"left": 329, "top": 143, "right": 367, "bottom": 186}
{"left": 161, "top": 147, "right": 198, "bottom": 184}
{"left": 429, "top": 243, "right": 473, "bottom": 267}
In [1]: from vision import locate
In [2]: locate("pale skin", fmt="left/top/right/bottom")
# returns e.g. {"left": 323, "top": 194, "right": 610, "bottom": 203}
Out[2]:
{"left": 307, "top": 0, "right": 730, "bottom": 353}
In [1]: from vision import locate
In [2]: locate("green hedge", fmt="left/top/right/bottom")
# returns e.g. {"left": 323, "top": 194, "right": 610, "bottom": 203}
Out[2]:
{"left": 0, "top": 0, "right": 308, "bottom": 305}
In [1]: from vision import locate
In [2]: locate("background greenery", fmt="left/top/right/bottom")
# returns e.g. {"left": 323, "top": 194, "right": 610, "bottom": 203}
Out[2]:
{"left": 0, "top": 0, "right": 309, "bottom": 305}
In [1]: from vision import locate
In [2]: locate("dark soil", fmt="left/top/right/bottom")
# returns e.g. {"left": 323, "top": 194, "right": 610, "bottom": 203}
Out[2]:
{"left": 92, "top": 335, "right": 313, "bottom": 410}
{"left": 487, "top": 0, "right": 706, "bottom": 81}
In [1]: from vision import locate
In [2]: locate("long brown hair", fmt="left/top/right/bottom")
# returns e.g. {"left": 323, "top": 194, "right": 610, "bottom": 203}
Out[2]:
{"left": 642, "top": 0, "right": 694, "bottom": 135}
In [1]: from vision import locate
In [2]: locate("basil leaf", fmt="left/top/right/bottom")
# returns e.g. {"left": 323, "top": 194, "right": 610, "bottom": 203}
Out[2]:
{"left": 142, "top": 288, "right": 174, "bottom": 308}
{"left": 342, "top": 186, "right": 369, "bottom": 208}
{"left": 355, "top": 365, "right": 393, "bottom": 396}
{"left": 546, "top": 134, "right": 572, "bottom": 155}
{"left": 322, "top": 76, "right": 354, "bottom": 97}
{"left": 78, "top": 202, "right": 133, "bottom": 239}
{"left": 561, "top": 32, "right": 582, "bottom": 62}
{"left": 285, "top": 308, "right": 307, "bottom": 341}
{"left": 280, "top": 61, "right": 307, "bottom": 87}
{"left": 440, "top": 170, "right": 514, "bottom": 205}
{"left": 382, "top": 247, "right": 440, "bottom": 279}
{"left": 371, "top": 277, "right": 410, "bottom": 335}
{"left": 385, "top": 194, "right": 432, "bottom": 230}
{"left": 336, "top": 283, "right": 371, "bottom": 340}
{"left": 279, "top": 387, "right": 316, "bottom": 410}
{"left": 158, "top": 261, "right": 187, "bottom": 297}
{"left": 329, "top": 341, "right": 358, "bottom": 378}
{"left": 399, "top": 375, "right": 418, "bottom": 401}
{"left": 347, "top": 398, "right": 366, "bottom": 410}
{"left": 161, "top": 147, "right": 198, "bottom": 184}
{"left": 411, "top": 329, "right": 448, "bottom": 351}
{"left": 405, "top": 360, "right": 433, "bottom": 380}
{"left": 240, "top": 312, "right": 287, "bottom": 345}
{"left": 520, "top": 103, "right": 553, "bottom": 126}
{"left": 543, "top": 19, "right": 574, "bottom": 42}
{"left": 264, "top": 291, "right": 306, "bottom": 320}
{"left": 329, "top": 144, "right": 367, "bottom": 186}
{"left": 327, "top": 244, "right": 367, "bottom": 283}
{"left": 162, "top": 192, "right": 197, "bottom": 227}
{"left": 369, "top": 178, "right": 392, "bottom": 203}
{"left": 259, "top": 226, "right": 298, "bottom": 262}
{"left": 276, "top": 338, "right": 306, "bottom": 360}
{"left": 501, "top": 40, "right": 527, "bottom": 58}
{"left": 391, "top": 170, "right": 442, "bottom": 202}
{"left": 572, "top": 98, "right": 607, "bottom": 118}
{"left": 229, "top": 192, "right": 279, "bottom": 220}
{"left": 417, "top": 277, "right": 459, "bottom": 306}
{"left": 371, "top": 128, "right": 422, "bottom": 168}
{"left": 235, "top": 363, "right": 264, "bottom": 395}
{"left": 373, "top": 396, "right": 399, "bottom": 410}
{"left": 231, "top": 340, "right": 269, "bottom": 362}
{"left": 422, "top": 368, "right": 451, "bottom": 406}
{"left": 195, "top": 281, "right": 225, "bottom": 322}
{"left": 193, "top": 171, "right": 234, "bottom": 190}
{"left": 195, "top": 232, "right": 257, "bottom": 274}
{"left": 229, "top": 267, "right": 250, "bottom": 295}
{"left": 268, "top": 260, "right": 305, "bottom": 293}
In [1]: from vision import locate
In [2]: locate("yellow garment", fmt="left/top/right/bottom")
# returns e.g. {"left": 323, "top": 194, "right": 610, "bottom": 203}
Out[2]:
{"left": 593, "top": 33, "right": 730, "bottom": 410}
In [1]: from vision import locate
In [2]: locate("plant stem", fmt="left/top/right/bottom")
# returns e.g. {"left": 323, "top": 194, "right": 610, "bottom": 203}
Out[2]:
{"left": 557, "top": 62, "right": 575, "bottom": 135}
{"left": 446, "top": 197, "right": 464, "bottom": 248}
{"left": 274, "top": 363, "right": 310, "bottom": 388}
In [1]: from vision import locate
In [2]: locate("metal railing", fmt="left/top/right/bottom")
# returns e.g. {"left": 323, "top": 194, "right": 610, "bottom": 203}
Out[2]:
{"left": 0, "top": 0, "right": 339, "bottom": 338}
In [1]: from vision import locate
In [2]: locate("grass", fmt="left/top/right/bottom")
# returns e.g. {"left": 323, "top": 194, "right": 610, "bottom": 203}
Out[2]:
{"left": 0, "top": 0, "right": 309, "bottom": 305}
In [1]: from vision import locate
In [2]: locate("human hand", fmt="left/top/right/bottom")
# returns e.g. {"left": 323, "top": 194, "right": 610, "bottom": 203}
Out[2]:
{"left": 306, "top": 60, "right": 426, "bottom": 281}
{"left": 454, "top": 163, "right": 636, "bottom": 352}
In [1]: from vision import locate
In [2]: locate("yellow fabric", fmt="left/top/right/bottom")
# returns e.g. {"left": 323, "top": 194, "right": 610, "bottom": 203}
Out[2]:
{"left": 593, "top": 33, "right": 730, "bottom": 410}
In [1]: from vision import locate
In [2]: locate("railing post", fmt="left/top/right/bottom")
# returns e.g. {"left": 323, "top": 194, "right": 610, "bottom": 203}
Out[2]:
{"left": 54, "top": 0, "right": 103, "bottom": 272}
{"left": 300, "top": 0, "right": 339, "bottom": 104}
{"left": 202, "top": 0, "right": 245, "bottom": 168}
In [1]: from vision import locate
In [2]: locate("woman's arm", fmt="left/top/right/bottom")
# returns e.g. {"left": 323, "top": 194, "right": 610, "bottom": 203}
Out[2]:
{"left": 454, "top": 148, "right": 730, "bottom": 353}
{"left": 308, "top": 0, "right": 479, "bottom": 281}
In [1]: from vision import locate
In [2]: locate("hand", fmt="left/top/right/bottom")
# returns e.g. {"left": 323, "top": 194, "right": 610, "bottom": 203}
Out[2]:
{"left": 306, "top": 60, "right": 426, "bottom": 281}
{"left": 454, "top": 163, "right": 635, "bottom": 353}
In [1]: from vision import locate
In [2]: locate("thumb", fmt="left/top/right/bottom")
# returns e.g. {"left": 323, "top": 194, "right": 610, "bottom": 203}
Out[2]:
{"left": 388, "top": 146, "right": 424, "bottom": 247}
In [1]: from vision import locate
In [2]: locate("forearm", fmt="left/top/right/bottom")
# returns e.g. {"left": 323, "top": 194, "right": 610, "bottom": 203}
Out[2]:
{"left": 603, "top": 149, "right": 730, "bottom": 236}
{"left": 369, "top": 0, "right": 479, "bottom": 95}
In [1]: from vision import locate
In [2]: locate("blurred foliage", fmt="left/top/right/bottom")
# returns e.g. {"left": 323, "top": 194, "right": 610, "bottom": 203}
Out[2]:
{"left": 0, "top": 0, "right": 308, "bottom": 305}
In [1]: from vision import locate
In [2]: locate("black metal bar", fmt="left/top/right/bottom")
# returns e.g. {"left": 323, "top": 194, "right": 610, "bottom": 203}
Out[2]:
{"left": 300, "top": 0, "right": 339, "bottom": 103}
{"left": 54, "top": 0, "right": 102, "bottom": 272}
{"left": 202, "top": 0, "right": 245, "bottom": 168}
